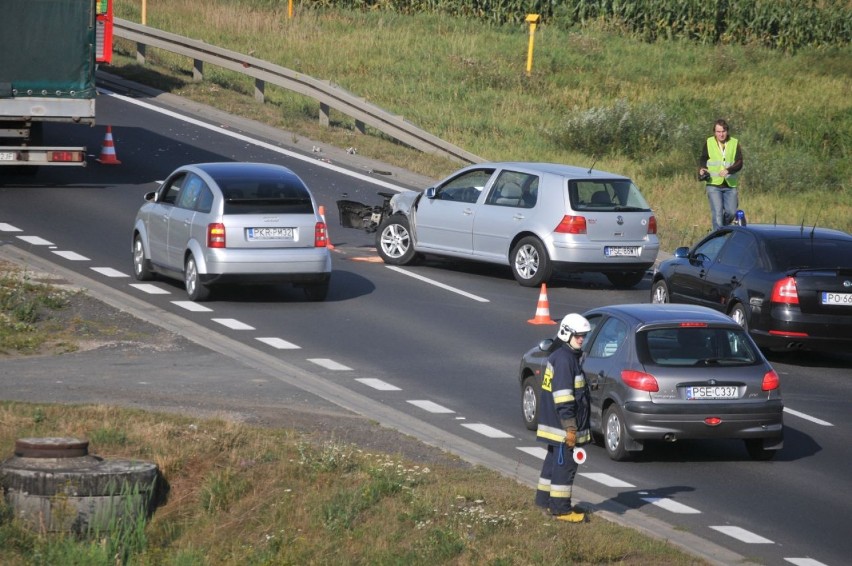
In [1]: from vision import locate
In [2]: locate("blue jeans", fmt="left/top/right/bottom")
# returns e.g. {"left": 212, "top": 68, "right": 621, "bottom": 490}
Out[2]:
{"left": 706, "top": 185, "right": 739, "bottom": 231}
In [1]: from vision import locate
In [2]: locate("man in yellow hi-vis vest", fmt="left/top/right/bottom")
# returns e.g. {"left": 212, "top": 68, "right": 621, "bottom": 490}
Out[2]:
{"left": 698, "top": 119, "right": 744, "bottom": 231}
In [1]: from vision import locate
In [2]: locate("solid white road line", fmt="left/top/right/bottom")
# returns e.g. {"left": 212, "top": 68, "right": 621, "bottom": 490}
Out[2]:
{"left": 212, "top": 318, "right": 255, "bottom": 330}
{"left": 385, "top": 266, "right": 490, "bottom": 302}
{"left": 710, "top": 526, "right": 773, "bottom": 544}
{"left": 460, "top": 423, "right": 513, "bottom": 438}
{"left": 129, "top": 283, "right": 171, "bottom": 294}
{"left": 91, "top": 267, "right": 129, "bottom": 277}
{"left": 255, "top": 337, "right": 300, "bottom": 349}
{"left": 407, "top": 400, "right": 455, "bottom": 413}
{"left": 354, "top": 378, "right": 400, "bottom": 391}
{"left": 307, "top": 358, "right": 352, "bottom": 371}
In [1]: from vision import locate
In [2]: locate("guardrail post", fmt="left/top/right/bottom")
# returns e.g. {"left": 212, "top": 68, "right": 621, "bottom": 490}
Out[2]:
{"left": 355, "top": 120, "right": 365, "bottom": 134}
{"left": 319, "top": 102, "right": 330, "bottom": 127}
{"left": 192, "top": 59, "right": 203, "bottom": 82}
{"left": 136, "top": 42, "right": 146, "bottom": 65}
{"left": 254, "top": 79, "right": 265, "bottom": 103}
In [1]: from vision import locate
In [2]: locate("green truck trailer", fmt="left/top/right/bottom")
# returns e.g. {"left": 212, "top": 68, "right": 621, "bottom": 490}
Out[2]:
{"left": 0, "top": 0, "right": 113, "bottom": 169}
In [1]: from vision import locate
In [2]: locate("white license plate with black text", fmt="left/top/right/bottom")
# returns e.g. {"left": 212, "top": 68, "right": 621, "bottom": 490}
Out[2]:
{"left": 605, "top": 246, "right": 640, "bottom": 257}
{"left": 1, "top": 151, "right": 17, "bottom": 161}
{"left": 822, "top": 292, "right": 852, "bottom": 305}
{"left": 686, "top": 386, "right": 738, "bottom": 400}
{"left": 247, "top": 227, "right": 295, "bottom": 241}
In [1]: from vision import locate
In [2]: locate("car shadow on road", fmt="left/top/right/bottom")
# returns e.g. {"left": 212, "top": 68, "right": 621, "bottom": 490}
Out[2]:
{"left": 764, "top": 349, "right": 852, "bottom": 369}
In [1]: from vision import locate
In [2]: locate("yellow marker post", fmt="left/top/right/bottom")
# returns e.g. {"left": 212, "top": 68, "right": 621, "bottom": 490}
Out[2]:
{"left": 525, "top": 14, "right": 541, "bottom": 76}
{"left": 288, "top": 0, "right": 294, "bottom": 19}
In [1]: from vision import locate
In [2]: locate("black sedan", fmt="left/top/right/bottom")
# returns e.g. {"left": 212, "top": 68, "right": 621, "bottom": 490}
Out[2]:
{"left": 650, "top": 224, "right": 852, "bottom": 352}
{"left": 519, "top": 304, "right": 783, "bottom": 461}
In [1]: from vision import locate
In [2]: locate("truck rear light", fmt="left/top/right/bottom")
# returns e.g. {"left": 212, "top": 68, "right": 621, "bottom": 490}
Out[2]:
{"left": 48, "top": 151, "right": 84, "bottom": 163}
{"left": 648, "top": 215, "right": 657, "bottom": 234}
{"left": 621, "top": 369, "right": 659, "bottom": 392}
{"left": 207, "top": 223, "right": 226, "bottom": 248}
{"left": 315, "top": 221, "right": 328, "bottom": 247}
{"left": 762, "top": 369, "right": 780, "bottom": 391}
{"left": 771, "top": 276, "right": 799, "bottom": 304}
{"left": 554, "top": 215, "right": 587, "bottom": 234}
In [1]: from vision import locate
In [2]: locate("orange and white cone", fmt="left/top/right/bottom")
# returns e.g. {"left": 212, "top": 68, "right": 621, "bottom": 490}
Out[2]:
{"left": 96, "top": 126, "right": 121, "bottom": 165}
{"left": 318, "top": 205, "right": 334, "bottom": 250}
{"left": 527, "top": 283, "right": 556, "bottom": 325}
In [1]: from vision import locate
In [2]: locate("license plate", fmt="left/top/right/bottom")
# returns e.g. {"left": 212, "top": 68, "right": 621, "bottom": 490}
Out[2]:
{"left": 247, "top": 227, "right": 294, "bottom": 241}
{"left": 822, "top": 292, "right": 852, "bottom": 305}
{"left": 686, "top": 386, "right": 738, "bottom": 400}
{"left": 605, "top": 246, "right": 639, "bottom": 257}
{"left": 0, "top": 151, "right": 17, "bottom": 161}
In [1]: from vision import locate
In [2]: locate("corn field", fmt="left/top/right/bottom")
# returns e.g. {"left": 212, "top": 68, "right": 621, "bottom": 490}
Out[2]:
{"left": 303, "top": 0, "right": 851, "bottom": 50}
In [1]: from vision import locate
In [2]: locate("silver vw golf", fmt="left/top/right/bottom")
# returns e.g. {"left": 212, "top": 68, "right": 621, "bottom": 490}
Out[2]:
{"left": 374, "top": 162, "right": 659, "bottom": 287}
{"left": 132, "top": 162, "right": 332, "bottom": 301}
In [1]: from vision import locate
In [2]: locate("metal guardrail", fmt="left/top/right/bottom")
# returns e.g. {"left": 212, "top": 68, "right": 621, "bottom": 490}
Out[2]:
{"left": 112, "top": 18, "right": 482, "bottom": 165}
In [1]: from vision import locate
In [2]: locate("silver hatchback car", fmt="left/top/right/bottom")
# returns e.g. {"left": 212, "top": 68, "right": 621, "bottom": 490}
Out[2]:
{"left": 518, "top": 304, "right": 783, "bottom": 461}
{"left": 132, "top": 162, "right": 332, "bottom": 301}
{"left": 374, "top": 162, "right": 659, "bottom": 287}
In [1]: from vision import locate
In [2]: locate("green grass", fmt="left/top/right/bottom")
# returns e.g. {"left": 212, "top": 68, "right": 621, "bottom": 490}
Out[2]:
{"left": 0, "top": 402, "right": 706, "bottom": 565}
{"left": 107, "top": 1, "right": 851, "bottom": 251}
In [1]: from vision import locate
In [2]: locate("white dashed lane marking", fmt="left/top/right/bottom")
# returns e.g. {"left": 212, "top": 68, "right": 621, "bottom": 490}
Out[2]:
{"left": 52, "top": 250, "right": 89, "bottom": 261}
{"left": 308, "top": 358, "right": 352, "bottom": 371}
{"left": 255, "top": 337, "right": 300, "bottom": 349}
{"left": 16, "top": 235, "right": 54, "bottom": 246}
{"left": 641, "top": 497, "right": 701, "bottom": 514}
{"left": 710, "top": 526, "right": 773, "bottom": 544}
{"left": 784, "top": 407, "right": 833, "bottom": 426}
{"left": 785, "top": 558, "right": 830, "bottom": 566}
{"left": 517, "top": 446, "right": 547, "bottom": 459}
{"left": 172, "top": 301, "right": 213, "bottom": 312}
{"left": 355, "top": 378, "right": 401, "bottom": 391}
{"left": 129, "top": 283, "right": 171, "bottom": 294}
{"left": 460, "top": 423, "right": 513, "bottom": 438}
{"left": 580, "top": 472, "right": 636, "bottom": 488}
{"left": 0, "top": 223, "right": 23, "bottom": 232}
{"left": 212, "top": 318, "right": 255, "bottom": 330}
{"left": 407, "top": 400, "right": 454, "bottom": 413}
{"left": 91, "top": 267, "right": 128, "bottom": 277}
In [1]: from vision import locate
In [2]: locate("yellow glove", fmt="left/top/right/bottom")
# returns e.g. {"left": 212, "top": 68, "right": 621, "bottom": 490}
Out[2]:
{"left": 564, "top": 428, "right": 577, "bottom": 448}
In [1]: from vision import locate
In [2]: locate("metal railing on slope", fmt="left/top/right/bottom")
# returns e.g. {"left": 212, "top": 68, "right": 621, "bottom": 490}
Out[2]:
{"left": 112, "top": 18, "right": 482, "bottom": 165}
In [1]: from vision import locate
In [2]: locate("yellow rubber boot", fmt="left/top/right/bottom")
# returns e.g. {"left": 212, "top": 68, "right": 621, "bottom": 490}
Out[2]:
{"left": 554, "top": 510, "right": 586, "bottom": 523}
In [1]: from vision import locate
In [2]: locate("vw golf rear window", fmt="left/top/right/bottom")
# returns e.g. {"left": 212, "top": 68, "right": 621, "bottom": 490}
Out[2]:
{"left": 638, "top": 327, "right": 761, "bottom": 367}
{"left": 569, "top": 179, "right": 651, "bottom": 212}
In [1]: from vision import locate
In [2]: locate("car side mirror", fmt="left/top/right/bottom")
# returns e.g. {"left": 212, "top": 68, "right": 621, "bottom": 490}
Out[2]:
{"left": 424, "top": 187, "right": 436, "bottom": 199}
{"left": 674, "top": 246, "right": 690, "bottom": 258}
{"left": 538, "top": 338, "right": 554, "bottom": 351}
{"left": 144, "top": 191, "right": 157, "bottom": 202}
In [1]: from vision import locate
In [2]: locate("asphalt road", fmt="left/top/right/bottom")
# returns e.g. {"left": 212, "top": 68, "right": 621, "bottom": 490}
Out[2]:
{"left": 2, "top": 76, "right": 850, "bottom": 566}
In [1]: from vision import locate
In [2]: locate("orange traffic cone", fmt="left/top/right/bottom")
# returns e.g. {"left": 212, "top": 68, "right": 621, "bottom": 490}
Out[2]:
{"left": 528, "top": 283, "right": 556, "bottom": 325}
{"left": 318, "top": 205, "right": 335, "bottom": 250}
{"left": 96, "top": 126, "right": 121, "bottom": 164}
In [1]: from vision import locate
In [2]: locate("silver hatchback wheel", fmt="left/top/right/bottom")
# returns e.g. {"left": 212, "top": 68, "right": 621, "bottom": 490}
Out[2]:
{"left": 521, "top": 377, "right": 538, "bottom": 431}
{"left": 132, "top": 235, "right": 153, "bottom": 281}
{"left": 604, "top": 404, "right": 631, "bottom": 461}
{"left": 511, "top": 236, "right": 551, "bottom": 287}
{"left": 376, "top": 215, "right": 417, "bottom": 265}
{"left": 184, "top": 254, "right": 210, "bottom": 302}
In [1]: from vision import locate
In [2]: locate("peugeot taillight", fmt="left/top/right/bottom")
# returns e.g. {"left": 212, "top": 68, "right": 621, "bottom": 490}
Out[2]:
{"left": 621, "top": 369, "right": 659, "bottom": 392}
{"left": 648, "top": 215, "right": 657, "bottom": 234}
{"left": 762, "top": 369, "right": 780, "bottom": 391}
{"left": 315, "top": 221, "right": 328, "bottom": 247}
{"left": 554, "top": 215, "right": 587, "bottom": 234}
{"left": 771, "top": 276, "right": 799, "bottom": 304}
{"left": 207, "top": 223, "right": 226, "bottom": 248}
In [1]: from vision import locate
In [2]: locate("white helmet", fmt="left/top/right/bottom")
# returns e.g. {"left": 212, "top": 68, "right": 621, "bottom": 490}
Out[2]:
{"left": 557, "top": 313, "right": 591, "bottom": 343}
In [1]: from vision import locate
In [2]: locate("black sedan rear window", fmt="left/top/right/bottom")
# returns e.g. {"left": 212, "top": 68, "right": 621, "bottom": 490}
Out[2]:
{"left": 638, "top": 327, "right": 760, "bottom": 367}
{"left": 766, "top": 238, "right": 852, "bottom": 270}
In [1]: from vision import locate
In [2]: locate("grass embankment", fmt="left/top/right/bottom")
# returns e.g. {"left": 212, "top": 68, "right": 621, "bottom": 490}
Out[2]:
{"left": 0, "top": 404, "right": 702, "bottom": 565}
{"left": 108, "top": 1, "right": 851, "bottom": 252}
{"left": 0, "top": 257, "right": 704, "bottom": 563}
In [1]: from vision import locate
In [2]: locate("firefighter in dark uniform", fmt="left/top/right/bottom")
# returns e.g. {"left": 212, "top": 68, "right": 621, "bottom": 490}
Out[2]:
{"left": 535, "top": 313, "right": 592, "bottom": 522}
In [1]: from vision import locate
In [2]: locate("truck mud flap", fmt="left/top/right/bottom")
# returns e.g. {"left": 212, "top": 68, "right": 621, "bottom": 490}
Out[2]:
{"left": 336, "top": 200, "right": 384, "bottom": 233}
